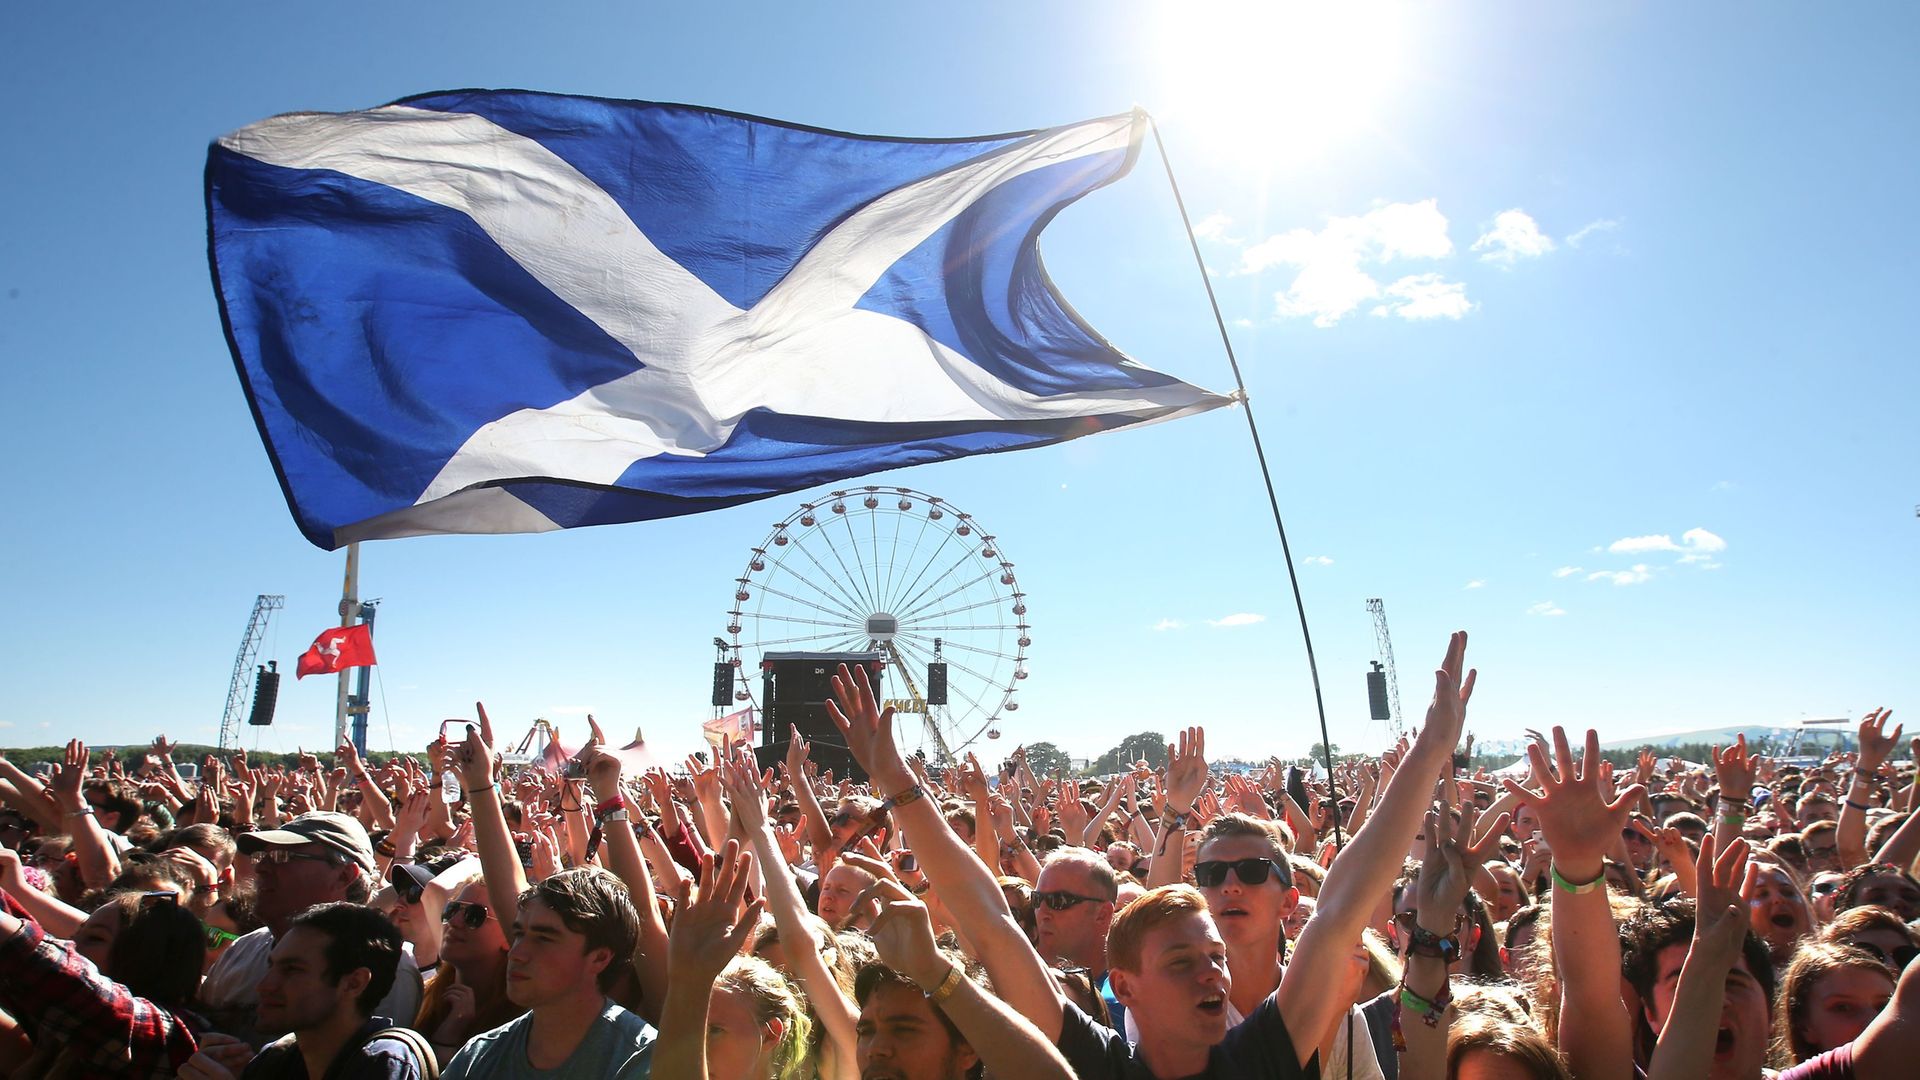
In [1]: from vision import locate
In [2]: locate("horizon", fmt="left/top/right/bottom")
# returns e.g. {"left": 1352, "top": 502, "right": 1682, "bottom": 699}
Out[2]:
{"left": 3, "top": 2, "right": 1915, "bottom": 769}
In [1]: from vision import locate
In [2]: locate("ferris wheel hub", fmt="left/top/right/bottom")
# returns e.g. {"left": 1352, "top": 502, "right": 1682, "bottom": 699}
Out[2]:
{"left": 865, "top": 612, "right": 899, "bottom": 640}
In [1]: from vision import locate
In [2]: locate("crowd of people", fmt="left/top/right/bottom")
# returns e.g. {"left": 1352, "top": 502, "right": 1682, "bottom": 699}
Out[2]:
{"left": 0, "top": 630, "right": 1917, "bottom": 1080}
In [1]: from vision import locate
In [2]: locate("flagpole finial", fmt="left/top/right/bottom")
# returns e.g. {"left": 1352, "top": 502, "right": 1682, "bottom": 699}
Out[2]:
{"left": 633, "top": 727, "right": 644, "bottom": 744}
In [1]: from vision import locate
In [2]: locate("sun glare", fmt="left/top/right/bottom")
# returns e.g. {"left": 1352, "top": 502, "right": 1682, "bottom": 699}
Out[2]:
{"left": 1151, "top": 0, "right": 1407, "bottom": 172}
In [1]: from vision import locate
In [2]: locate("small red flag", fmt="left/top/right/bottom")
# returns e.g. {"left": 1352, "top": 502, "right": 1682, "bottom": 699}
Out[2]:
{"left": 295, "top": 623, "right": 377, "bottom": 679}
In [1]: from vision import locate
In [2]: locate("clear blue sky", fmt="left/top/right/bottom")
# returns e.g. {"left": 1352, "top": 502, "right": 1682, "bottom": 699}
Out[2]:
{"left": 2, "top": 2, "right": 1914, "bottom": 767}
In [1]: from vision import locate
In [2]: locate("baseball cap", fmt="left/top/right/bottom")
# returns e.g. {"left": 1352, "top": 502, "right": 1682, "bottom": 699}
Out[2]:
{"left": 238, "top": 811, "right": 378, "bottom": 880}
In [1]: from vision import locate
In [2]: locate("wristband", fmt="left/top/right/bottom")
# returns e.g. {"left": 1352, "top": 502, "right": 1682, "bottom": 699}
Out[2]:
{"left": 1846, "top": 798, "right": 1872, "bottom": 811}
{"left": 600, "top": 808, "right": 629, "bottom": 825}
{"left": 924, "top": 962, "right": 965, "bottom": 1003}
{"left": 1551, "top": 863, "right": 1605, "bottom": 895}
{"left": 1406, "top": 923, "right": 1462, "bottom": 962}
{"left": 1160, "top": 809, "right": 1191, "bottom": 831}
{"left": 64, "top": 807, "right": 96, "bottom": 818}
{"left": 1719, "top": 807, "right": 1747, "bottom": 824}
{"left": 462, "top": 783, "right": 500, "bottom": 800}
{"left": 879, "top": 784, "right": 926, "bottom": 814}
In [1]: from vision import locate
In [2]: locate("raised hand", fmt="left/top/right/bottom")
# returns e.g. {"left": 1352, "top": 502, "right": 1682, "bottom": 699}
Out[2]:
{"left": 863, "top": 878, "right": 952, "bottom": 988}
{"left": 1164, "top": 726, "right": 1208, "bottom": 815}
{"left": 719, "top": 753, "right": 768, "bottom": 832}
{"left": 51, "top": 740, "right": 88, "bottom": 811}
{"left": 1421, "top": 631, "right": 1476, "bottom": 753}
{"left": 435, "top": 970, "right": 476, "bottom": 1043}
{"left": 1416, "top": 785, "right": 1509, "bottom": 934}
{"left": 394, "top": 789, "right": 433, "bottom": 838}
{"left": 825, "top": 663, "right": 910, "bottom": 788}
{"left": 1637, "top": 749, "right": 1658, "bottom": 786}
{"left": 784, "top": 725, "right": 813, "bottom": 780}
{"left": 1856, "top": 707, "right": 1901, "bottom": 773}
{"left": 1712, "top": 734, "right": 1755, "bottom": 804}
{"left": 1502, "top": 726, "right": 1645, "bottom": 881}
{"left": 455, "top": 719, "right": 497, "bottom": 791}
{"left": 667, "top": 841, "right": 765, "bottom": 982}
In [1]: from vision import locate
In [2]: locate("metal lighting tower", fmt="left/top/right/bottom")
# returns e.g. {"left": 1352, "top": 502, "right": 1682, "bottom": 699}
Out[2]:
{"left": 1365, "top": 598, "right": 1405, "bottom": 737}
{"left": 219, "top": 594, "right": 285, "bottom": 751}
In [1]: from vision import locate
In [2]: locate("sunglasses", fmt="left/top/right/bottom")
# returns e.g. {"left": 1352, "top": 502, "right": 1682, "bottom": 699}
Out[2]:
{"left": 137, "top": 890, "right": 180, "bottom": 910}
{"left": 1193, "top": 858, "right": 1292, "bottom": 889}
{"left": 443, "top": 901, "right": 493, "bottom": 929}
{"left": 203, "top": 922, "right": 243, "bottom": 949}
{"left": 394, "top": 877, "right": 426, "bottom": 905}
{"left": 1812, "top": 880, "right": 1842, "bottom": 896}
{"left": 1850, "top": 940, "right": 1920, "bottom": 971}
{"left": 1033, "top": 890, "right": 1108, "bottom": 912}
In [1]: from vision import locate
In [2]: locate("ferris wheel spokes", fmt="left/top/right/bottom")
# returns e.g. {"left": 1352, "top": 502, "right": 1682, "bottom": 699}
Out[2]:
{"left": 894, "top": 564, "right": 1004, "bottom": 624}
{"left": 748, "top": 580, "right": 862, "bottom": 624}
{"left": 782, "top": 539, "right": 873, "bottom": 620}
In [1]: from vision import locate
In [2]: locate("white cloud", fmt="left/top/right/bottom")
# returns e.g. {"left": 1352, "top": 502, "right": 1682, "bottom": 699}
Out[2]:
{"left": 1553, "top": 566, "right": 1583, "bottom": 578}
{"left": 1371, "top": 273, "right": 1474, "bottom": 321}
{"left": 1193, "top": 212, "right": 1239, "bottom": 244}
{"left": 1587, "top": 564, "right": 1654, "bottom": 586}
{"left": 1680, "top": 528, "right": 1726, "bottom": 552}
{"left": 1302, "top": 555, "right": 1334, "bottom": 566}
{"left": 1243, "top": 199, "right": 1459, "bottom": 327}
{"left": 1527, "top": 601, "right": 1566, "bottom": 617}
{"left": 1153, "top": 618, "right": 1185, "bottom": 632}
{"left": 1208, "top": 613, "right": 1268, "bottom": 628}
{"left": 1565, "top": 219, "right": 1621, "bottom": 247}
{"left": 0, "top": 720, "right": 12, "bottom": 729}
{"left": 1232, "top": 317, "right": 1254, "bottom": 329}
{"left": 1608, "top": 528, "right": 1726, "bottom": 556}
{"left": 1464, "top": 580, "right": 1485, "bottom": 590}
{"left": 1473, "top": 209, "right": 1555, "bottom": 265}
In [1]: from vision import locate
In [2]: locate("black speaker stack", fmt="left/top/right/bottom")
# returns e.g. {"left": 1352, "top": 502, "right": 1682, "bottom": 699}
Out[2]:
{"left": 752, "top": 650, "right": 883, "bottom": 783}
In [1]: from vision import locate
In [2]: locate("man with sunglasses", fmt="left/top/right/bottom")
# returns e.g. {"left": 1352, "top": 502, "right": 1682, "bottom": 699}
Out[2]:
{"left": 1034, "top": 847, "right": 1119, "bottom": 975}
{"left": 1189, "top": 816, "right": 1298, "bottom": 1021}
{"left": 824, "top": 631, "right": 1482, "bottom": 1079}
{"left": 199, "top": 812, "right": 424, "bottom": 1047}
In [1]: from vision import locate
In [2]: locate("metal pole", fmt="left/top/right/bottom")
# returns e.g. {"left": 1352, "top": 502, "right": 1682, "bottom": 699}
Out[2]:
{"left": 350, "top": 603, "right": 376, "bottom": 757}
{"left": 334, "top": 541, "right": 359, "bottom": 749}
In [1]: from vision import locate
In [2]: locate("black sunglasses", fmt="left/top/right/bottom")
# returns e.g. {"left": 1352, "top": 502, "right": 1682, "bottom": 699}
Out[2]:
{"left": 1033, "top": 890, "right": 1107, "bottom": 912}
{"left": 1850, "top": 940, "right": 1920, "bottom": 971}
{"left": 1193, "top": 858, "right": 1292, "bottom": 889}
{"left": 443, "top": 900, "right": 493, "bottom": 929}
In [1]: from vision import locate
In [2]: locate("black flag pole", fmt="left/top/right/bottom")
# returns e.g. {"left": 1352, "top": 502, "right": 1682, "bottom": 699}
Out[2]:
{"left": 1143, "top": 113, "right": 1345, "bottom": 851}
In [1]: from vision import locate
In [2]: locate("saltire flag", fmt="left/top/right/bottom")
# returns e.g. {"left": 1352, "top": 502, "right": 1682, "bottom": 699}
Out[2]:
{"left": 702, "top": 706, "right": 757, "bottom": 751}
{"left": 295, "top": 623, "right": 376, "bottom": 679}
{"left": 206, "top": 90, "right": 1232, "bottom": 550}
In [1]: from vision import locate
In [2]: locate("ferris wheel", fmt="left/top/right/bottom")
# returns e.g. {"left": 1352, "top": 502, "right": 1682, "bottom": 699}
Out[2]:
{"left": 721, "top": 485, "right": 1029, "bottom": 763}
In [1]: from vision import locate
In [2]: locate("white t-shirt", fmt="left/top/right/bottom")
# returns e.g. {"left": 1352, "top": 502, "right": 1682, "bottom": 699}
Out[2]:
{"left": 200, "top": 927, "right": 424, "bottom": 1047}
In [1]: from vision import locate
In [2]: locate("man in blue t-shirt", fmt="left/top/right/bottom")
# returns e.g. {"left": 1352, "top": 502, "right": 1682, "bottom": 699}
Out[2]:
{"left": 440, "top": 868, "right": 654, "bottom": 1079}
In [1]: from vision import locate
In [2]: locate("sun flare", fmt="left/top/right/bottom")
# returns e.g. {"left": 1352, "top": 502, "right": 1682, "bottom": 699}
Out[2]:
{"left": 1151, "top": 0, "right": 1409, "bottom": 171}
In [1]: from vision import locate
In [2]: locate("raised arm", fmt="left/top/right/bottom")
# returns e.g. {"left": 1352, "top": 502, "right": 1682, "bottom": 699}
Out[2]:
{"left": 652, "top": 843, "right": 763, "bottom": 1080}
{"left": 1839, "top": 709, "right": 1899, "bottom": 869}
{"left": 1146, "top": 727, "right": 1208, "bottom": 890}
{"left": 864, "top": 879, "right": 1077, "bottom": 1080}
{"left": 721, "top": 753, "right": 859, "bottom": 1080}
{"left": 583, "top": 746, "right": 670, "bottom": 1024}
{"left": 337, "top": 741, "right": 396, "bottom": 832}
{"left": 1400, "top": 792, "right": 1510, "bottom": 1080}
{"left": 0, "top": 759, "right": 59, "bottom": 832}
{"left": 1710, "top": 735, "right": 1756, "bottom": 854}
{"left": 1279, "top": 631, "right": 1475, "bottom": 1067}
{"left": 453, "top": 704, "right": 528, "bottom": 931}
{"left": 1647, "top": 835, "right": 1751, "bottom": 1080}
{"left": 784, "top": 730, "right": 836, "bottom": 861}
{"left": 1505, "top": 727, "right": 1646, "bottom": 1080}
{"left": 825, "top": 664, "right": 1068, "bottom": 1040}
{"left": 50, "top": 741, "right": 120, "bottom": 889}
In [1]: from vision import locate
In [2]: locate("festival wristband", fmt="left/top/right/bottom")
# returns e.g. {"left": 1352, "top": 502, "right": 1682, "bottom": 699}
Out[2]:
{"left": 1551, "top": 863, "right": 1605, "bottom": 895}
{"left": 924, "top": 962, "right": 965, "bottom": 1003}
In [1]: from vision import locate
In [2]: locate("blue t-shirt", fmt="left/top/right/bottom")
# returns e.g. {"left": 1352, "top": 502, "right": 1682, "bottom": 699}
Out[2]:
{"left": 440, "top": 1001, "right": 653, "bottom": 1080}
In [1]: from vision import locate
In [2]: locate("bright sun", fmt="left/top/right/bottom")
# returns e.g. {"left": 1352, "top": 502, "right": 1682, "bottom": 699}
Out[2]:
{"left": 1151, "top": 0, "right": 1410, "bottom": 172}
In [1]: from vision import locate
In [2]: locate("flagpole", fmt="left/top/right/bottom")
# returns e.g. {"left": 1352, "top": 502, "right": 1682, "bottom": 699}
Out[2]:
{"left": 1143, "top": 114, "right": 1344, "bottom": 849}
{"left": 334, "top": 541, "right": 359, "bottom": 750}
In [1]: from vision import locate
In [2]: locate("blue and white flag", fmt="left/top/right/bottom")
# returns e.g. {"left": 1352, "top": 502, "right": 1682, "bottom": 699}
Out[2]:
{"left": 208, "top": 91, "right": 1232, "bottom": 550}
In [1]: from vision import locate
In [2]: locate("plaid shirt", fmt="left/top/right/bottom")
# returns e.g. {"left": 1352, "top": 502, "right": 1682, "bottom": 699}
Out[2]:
{"left": 0, "top": 895, "right": 207, "bottom": 1080}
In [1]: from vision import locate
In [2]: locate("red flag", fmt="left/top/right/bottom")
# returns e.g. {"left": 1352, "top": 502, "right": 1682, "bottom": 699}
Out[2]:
{"left": 295, "top": 623, "right": 377, "bottom": 679}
